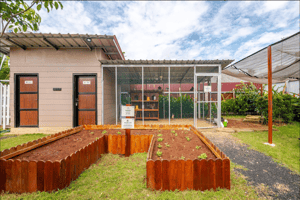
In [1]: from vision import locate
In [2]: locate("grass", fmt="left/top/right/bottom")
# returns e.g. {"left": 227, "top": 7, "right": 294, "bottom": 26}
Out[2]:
{"left": 1, "top": 153, "right": 263, "bottom": 200}
{"left": 232, "top": 122, "right": 300, "bottom": 174}
{"left": 222, "top": 115, "right": 246, "bottom": 119}
{"left": 0, "top": 133, "right": 46, "bottom": 151}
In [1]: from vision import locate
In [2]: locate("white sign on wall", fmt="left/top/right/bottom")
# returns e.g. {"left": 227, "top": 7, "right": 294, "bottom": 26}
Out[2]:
{"left": 25, "top": 80, "right": 33, "bottom": 84}
{"left": 121, "top": 118, "right": 134, "bottom": 129}
{"left": 83, "top": 81, "right": 91, "bottom": 85}
{"left": 121, "top": 106, "right": 135, "bottom": 117}
{"left": 204, "top": 86, "right": 211, "bottom": 92}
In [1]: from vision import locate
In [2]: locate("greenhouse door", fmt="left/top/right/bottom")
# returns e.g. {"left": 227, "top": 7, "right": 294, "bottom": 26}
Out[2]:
{"left": 194, "top": 74, "right": 221, "bottom": 128}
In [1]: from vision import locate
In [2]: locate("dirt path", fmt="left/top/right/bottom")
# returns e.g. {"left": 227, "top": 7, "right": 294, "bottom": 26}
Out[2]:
{"left": 202, "top": 130, "right": 300, "bottom": 200}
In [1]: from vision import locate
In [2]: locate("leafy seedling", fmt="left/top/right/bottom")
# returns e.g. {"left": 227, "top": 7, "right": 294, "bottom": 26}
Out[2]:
{"left": 198, "top": 153, "right": 207, "bottom": 159}
{"left": 158, "top": 134, "right": 163, "bottom": 137}
{"left": 117, "top": 131, "right": 121, "bottom": 134}
{"left": 158, "top": 144, "right": 162, "bottom": 148}
{"left": 156, "top": 150, "right": 162, "bottom": 157}
{"left": 196, "top": 146, "right": 201, "bottom": 150}
{"left": 175, "top": 133, "right": 178, "bottom": 136}
{"left": 171, "top": 130, "right": 175, "bottom": 134}
{"left": 96, "top": 137, "right": 99, "bottom": 140}
{"left": 90, "top": 132, "right": 94, "bottom": 134}
{"left": 180, "top": 156, "right": 185, "bottom": 160}
{"left": 185, "top": 132, "right": 188, "bottom": 134}
{"left": 158, "top": 130, "right": 161, "bottom": 133}
{"left": 157, "top": 138, "right": 163, "bottom": 142}
{"left": 185, "top": 137, "right": 191, "bottom": 141}
{"left": 102, "top": 130, "right": 107, "bottom": 134}
{"left": 165, "top": 143, "right": 170, "bottom": 147}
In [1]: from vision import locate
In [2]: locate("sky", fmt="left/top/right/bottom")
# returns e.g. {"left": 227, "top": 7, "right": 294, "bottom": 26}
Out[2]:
{"left": 37, "top": 1, "right": 299, "bottom": 63}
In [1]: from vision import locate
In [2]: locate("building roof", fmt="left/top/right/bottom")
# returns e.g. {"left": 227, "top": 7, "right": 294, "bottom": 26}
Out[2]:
{"left": 0, "top": 32, "right": 125, "bottom": 60}
{"left": 100, "top": 59, "right": 234, "bottom": 69}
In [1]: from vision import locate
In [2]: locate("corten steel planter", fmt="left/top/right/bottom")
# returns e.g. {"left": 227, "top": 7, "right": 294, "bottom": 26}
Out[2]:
{"left": 146, "top": 126, "right": 230, "bottom": 191}
{"left": 0, "top": 124, "right": 230, "bottom": 194}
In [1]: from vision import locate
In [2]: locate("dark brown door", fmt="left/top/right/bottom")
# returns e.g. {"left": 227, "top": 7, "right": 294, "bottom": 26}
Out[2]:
{"left": 16, "top": 75, "right": 38, "bottom": 127}
{"left": 74, "top": 75, "right": 97, "bottom": 126}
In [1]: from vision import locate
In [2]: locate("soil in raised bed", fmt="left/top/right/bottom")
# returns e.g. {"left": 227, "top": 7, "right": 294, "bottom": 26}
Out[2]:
{"left": 150, "top": 130, "right": 216, "bottom": 161}
{"left": 13, "top": 129, "right": 125, "bottom": 161}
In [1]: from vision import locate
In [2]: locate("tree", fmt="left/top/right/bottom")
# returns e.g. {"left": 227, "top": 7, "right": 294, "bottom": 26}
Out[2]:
{"left": 0, "top": 0, "right": 63, "bottom": 38}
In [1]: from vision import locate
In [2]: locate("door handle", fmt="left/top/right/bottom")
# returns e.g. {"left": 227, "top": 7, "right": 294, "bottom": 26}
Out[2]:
{"left": 75, "top": 98, "right": 79, "bottom": 106}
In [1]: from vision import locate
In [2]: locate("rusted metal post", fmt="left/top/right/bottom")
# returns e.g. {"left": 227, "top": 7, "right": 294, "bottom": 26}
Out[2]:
{"left": 268, "top": 46, "right": 272, "bottom": 144}
{"left": 261, "top": 84, "right": 263, "bottom": 96}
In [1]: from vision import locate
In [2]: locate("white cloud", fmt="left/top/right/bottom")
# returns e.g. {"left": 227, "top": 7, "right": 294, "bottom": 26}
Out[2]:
{"left": 222, "top": 27, "right": 256, "bottom": 46}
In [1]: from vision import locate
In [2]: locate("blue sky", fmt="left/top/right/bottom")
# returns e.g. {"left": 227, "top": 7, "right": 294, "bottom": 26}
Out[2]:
{"left": 37, "top": 1, "right": 299, "bottom": 62}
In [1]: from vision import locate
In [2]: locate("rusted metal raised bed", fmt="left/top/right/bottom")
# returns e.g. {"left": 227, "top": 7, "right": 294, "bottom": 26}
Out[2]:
{"left": 0, "top": 124, "right": 230, "bottom": 194}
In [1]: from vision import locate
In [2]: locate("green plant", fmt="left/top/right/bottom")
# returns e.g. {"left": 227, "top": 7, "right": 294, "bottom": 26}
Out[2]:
{"left": 157, "top": 144, "right": 162, "bottom": 149}
{"left": 196, "top": 146, "right": 201, "bottom": 150}
{"left": 180, "top": 156, "right": 185, "bottom": 160}
{"left": 90, "top": 132, "right": 94, "bottom": 134}
{"left": 165, "top": 143, "right": 170, "bottom": 147}
{"left": 117, "top": 131, "right": 121, "bottom": 134}
{"left": 185, "top": 137, "right": 191, "bottom": 141}
{"left": 156, "top": 150, "right": 162, "bottom": 157}
{"left": 158, "top": 130, "right": 161, "bottom": 133}
{"left": 175, "top": 133, "right": 177, "bottom": 136}
{"left": 102, "top": 130, "right": 107, "bottom": 134}
{"left": 198, "top": 153, "right": 207, "bottom": 159}
{"left": 96, "top": 137, "right": 99, "bottom": 140}
{"left": 171, "top": 130, "right": 175, "bottom": 134}
{"left": 157, "top": 138, "right": 163, "bottom": 142}
{"left": 158, "top": 134, "right": 163, "bottom": 137}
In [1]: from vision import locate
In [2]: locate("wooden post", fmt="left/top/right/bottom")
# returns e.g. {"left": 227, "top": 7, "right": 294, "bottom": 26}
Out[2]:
{"left": 261, "top": 84, "right": 263, "bottom": 96}
{"left": 125, "top": 104, "right": 132, "bottom": 157}
{"left": 268, "top": 46, "right": 272, "bottom": 144}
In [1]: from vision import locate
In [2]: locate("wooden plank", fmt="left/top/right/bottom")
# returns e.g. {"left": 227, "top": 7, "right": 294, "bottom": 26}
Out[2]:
{"left": 117, "top": 135, "right": 122, "bottom": 154}
{"left": 112, "top": 135, "right": 117, "bottom": 154}
{"left": 215, "top": 159, "right": 223, "bottom": 189}
{"left": 44, "top": 161, "right": 53, "bottom": 192}
{"left": 136, "top": 135, "right": 141, "bottom": 153}
{"left": 60, "top": 159, "right": 66, "bottom": 190}
{"left": 130, "top": 135, "right": 135, "bottom": 154}
{"left": 144, "top": 135, "right": 149, "bottom": 152}
{"left": 97, "top": 138, "right": 102, "bottom": 158}
{"left": 177, "top": 160, "right": 185, "bottom": 191}
{"left": 75, "top": 151, "right": 80, "bottom": 178}
{"left": 147, "top": 135, "right": 155, "bottom": 160}
{"left": 21, "top": 160, "right": 29, "bottom": 193}
{"left": 223, "top": 159, "right": 230, "bottom": 190}
{"left": 0, "top": 159, "right": 6, "bottom": 192}
{"left": 0, "top": 126, "right": 83, "bottom": 160}
{"left": 71, "top": 153, "right": 76, "bottom": 181}
{"left": 5, "top": 160, "right": 13, "bottom": 192}
{"left": 52, "top": 161, "right": 60, "bottom": 192}
{"left": 208, "top": 159, "right": 216, "bottom": 190}
{"left": 66, "top": 156, "right": 71, "bottom": 187}
{"left": 28, "top": 161, "right": 37, "bottom": 193}
{"left": 193, "top": 159, "right": 201, "bottom": 190}
{"left": 162, "top": 160, "right": 169, "bottom": 191}
{"left": 140, "top": 135, "right": 145, "bottom": 153}
{"left": 200, "top": 159, "right": 208, "bottom": 191}
{"left": 169, "top": 160, "right": 177, "bottom": 191}
{"left": 84, "top": 147, "right": 88, "bottom": 170}
{"left": 121, "top": 135, "right": 126, "bottom": 154}
{"left": 185, "top": 160, "right": 193, "bottom": 190}
{"left": 154, "top": 160, "right": 162, "bottom": 190}
{"left": 37, "top": 161, "right": 45, "bottom": 192}
{"left": 14, "top": 159, "right": 22, "bottom": 193}
{"left": 108, "top": 135, "right": 112, "bottom": 153}
{"left": 146, "top": 160, "right": 155, "bottom": 190}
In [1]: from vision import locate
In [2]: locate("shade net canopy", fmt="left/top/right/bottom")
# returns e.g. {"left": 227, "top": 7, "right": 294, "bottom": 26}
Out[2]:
{"left": 223, "top": 31, "right": 300, "bottom": 84}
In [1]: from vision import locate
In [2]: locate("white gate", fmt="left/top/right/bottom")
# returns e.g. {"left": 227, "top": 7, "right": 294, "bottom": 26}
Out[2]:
{"left": 0, "top": 81, "right": 10, "bottom": 130}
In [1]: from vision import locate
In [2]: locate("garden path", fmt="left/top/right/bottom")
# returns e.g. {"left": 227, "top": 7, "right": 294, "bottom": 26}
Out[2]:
{"left": 203, "top": 130, "right": 300, "bottom": 200}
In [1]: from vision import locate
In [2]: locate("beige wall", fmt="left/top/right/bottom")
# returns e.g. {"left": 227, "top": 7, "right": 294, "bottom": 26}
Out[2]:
{"left": 9, "top": 47, "right": 115, "bottom": 131}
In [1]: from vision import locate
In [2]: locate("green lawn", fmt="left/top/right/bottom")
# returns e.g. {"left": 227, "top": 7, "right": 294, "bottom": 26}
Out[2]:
{"left": 233, "top": 122, "right": 300, "bottom": 174}
{"left": 1, "top": 153, "right": 262, "bottom": 200}
{"left": 0, "top": 134, "right": 263, "bottom": 199}
{"left": 222, "top": 115, "right": 246, "bottom": 119}
{"left": 0, "top": 133, "right": 46, "bottom": 151}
